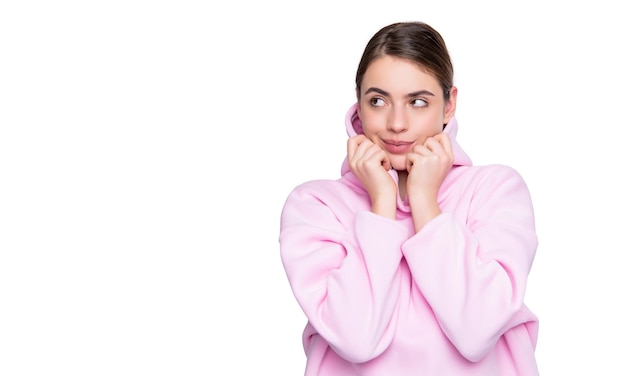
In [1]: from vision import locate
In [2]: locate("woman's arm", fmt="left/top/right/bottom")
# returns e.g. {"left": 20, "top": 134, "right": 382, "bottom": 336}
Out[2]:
{"left": 279, "top": 183, "right": 409, "bottom": 363}
{"left": 402, "top": 165, "right": 538, "bottom": 362}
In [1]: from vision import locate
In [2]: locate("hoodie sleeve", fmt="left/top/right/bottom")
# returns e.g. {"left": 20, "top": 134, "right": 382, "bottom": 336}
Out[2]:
{"left": 401, "top": 165, "right": 538, "bottom": 362}
{"left": 279, "top": 183, "right": 410, "bottom": 363}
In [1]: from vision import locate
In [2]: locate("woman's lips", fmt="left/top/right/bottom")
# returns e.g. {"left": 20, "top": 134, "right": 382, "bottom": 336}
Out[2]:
{"left": 382, "top": 140, "right": 414, "bottom": 154}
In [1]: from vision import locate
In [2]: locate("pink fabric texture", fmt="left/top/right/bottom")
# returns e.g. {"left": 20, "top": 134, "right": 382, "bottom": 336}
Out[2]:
{"left": 279, "top": 103, "right": 540, "bottom": 375}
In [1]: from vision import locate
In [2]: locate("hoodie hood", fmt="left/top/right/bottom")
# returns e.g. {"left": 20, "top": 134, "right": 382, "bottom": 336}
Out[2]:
{"left": 341, "top": 102, "right": 472, "bottom": 176}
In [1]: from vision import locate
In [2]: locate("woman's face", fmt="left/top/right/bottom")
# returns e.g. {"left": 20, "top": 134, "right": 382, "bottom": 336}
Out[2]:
{"left": 357, "top": 55, "right": 457, "bottom": 171}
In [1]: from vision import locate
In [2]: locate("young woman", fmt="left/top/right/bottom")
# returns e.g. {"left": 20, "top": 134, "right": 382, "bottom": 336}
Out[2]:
{"left": 279, "top": 21, "right": 540, "bottom": 375}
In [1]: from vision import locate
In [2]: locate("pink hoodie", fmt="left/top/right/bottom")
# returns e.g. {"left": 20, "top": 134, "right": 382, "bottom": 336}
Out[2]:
{"left": 279, "top": 103, "right": 539, "bottom": 375}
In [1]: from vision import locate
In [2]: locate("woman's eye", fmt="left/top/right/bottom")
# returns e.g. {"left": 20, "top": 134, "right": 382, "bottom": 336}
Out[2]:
{"left": 370, "top": 97, "right": 385, "bottom": 107}
{"left": 412, "top": 99, "right": 427, "bottom": 107}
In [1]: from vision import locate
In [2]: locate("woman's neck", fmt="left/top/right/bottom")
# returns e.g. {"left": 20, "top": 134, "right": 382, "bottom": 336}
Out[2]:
{"left": 397, "top": 170, "right": 408, "bottom": 200}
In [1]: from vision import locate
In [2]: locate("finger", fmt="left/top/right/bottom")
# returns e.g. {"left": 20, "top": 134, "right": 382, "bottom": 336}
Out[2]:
{"left": 423, "top": 136, "right": 446, "bottom": 155}
{"left": 354, "top": 140, "right": 380, "bottom": 166}
{"left": 360, "top": 142, "right": 385, "bottom": 163}
{"left": 405, "top": 153, "right": 415, "bottom": 172}
{"left": 347, "top": 134, "right": 368, "bottom": 159}
{"left": 411, "top": 144, "right": 431, "bottom": 155}
{"left": 406, "top": 151, "right": 425, "bottom": 173}
{"left": 381, "top": 154, "right": 392, "bottom": 171}
{"left": 375, "top": 149, "right": 392, "bottom": 171}
{"left": 433, "top": 133, "right": 454, "bottom": 157}
{"left": 423, "top": 137, "right": 433, "bottom": 150}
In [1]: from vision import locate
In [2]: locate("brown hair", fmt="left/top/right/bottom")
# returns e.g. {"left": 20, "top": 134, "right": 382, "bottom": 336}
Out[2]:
{"left": 355, "top": 21, "right": 454, "bottom": 101}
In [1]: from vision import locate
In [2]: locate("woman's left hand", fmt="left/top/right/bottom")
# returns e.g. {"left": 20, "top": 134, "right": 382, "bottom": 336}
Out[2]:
{"left": 406, "top": 133, "right": 454, "bottom": 231}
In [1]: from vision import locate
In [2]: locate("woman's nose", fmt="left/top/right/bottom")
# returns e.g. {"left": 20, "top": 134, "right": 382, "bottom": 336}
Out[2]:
{"left": 387, "top": 107, "right": 408, "bottom": 133}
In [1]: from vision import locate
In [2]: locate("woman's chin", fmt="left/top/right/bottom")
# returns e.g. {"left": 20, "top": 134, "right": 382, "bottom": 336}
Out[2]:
{"left": 390, "top": 157, "right": 407, "bottom": 171}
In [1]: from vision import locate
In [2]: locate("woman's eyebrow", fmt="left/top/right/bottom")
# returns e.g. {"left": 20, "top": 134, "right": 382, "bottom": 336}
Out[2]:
{"left": 364, "top": 87, "right": 435, "bottom": 98}
{"left": 406, "top": 90, "right": 435, "bottom": 97}
{"left": 364, "top": 87, "right": 390, "bottom": 96}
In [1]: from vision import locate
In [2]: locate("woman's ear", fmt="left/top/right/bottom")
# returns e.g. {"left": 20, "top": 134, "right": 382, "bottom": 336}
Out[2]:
{"left": 355, "top": 88, "right": 362, "bottom": 118}
{"left": 443, "top": 86, "right": 458, "bottom": 124}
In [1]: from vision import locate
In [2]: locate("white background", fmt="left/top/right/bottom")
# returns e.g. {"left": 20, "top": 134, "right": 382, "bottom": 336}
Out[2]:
{"left": 1, "top": 1, "right": 624, "bottom": 375}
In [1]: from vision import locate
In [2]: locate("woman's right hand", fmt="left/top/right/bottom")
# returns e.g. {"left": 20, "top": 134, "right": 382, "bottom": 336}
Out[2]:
{"left": 347, "top": 135, "right": 397, "bottom": 219}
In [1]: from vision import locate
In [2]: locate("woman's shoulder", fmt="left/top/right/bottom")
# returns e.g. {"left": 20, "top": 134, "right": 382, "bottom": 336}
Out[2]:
{"left": 453, "top": 163, "right": 526, "bottom": 182}
{"left": 449, "top": 163, "right": 532, "bottom": 197}
{"left": 289, "top": 176, "right": 360, "bottom": 197}
{"left": 283, "top": 175, "right": 367, "bottom": 210}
